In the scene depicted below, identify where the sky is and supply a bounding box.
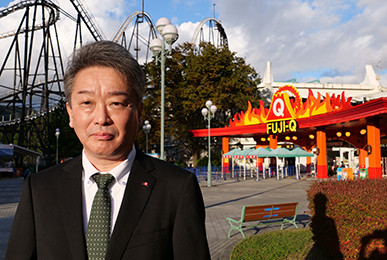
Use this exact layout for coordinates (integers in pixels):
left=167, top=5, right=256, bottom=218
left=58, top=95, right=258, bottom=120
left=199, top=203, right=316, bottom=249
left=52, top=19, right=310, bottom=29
left=1, top=0, right=387, bottom=86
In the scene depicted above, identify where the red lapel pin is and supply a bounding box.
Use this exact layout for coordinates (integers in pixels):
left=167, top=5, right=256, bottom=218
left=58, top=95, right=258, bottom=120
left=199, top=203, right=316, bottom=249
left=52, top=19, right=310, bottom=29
left=142, top=181, right=149, bottom=187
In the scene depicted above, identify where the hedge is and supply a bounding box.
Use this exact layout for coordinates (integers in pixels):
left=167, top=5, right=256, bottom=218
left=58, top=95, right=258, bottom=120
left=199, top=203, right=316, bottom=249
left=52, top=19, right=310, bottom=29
left=306, top=179, right=387, bottom=259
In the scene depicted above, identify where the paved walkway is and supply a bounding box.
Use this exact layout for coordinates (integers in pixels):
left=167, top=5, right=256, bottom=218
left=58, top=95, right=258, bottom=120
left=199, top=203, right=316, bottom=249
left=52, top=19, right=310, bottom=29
left=0, top=176, right=315, bottom=259
left=0, top=178, right=23, bottom=260
left=200, top=177, right=314, bottom=259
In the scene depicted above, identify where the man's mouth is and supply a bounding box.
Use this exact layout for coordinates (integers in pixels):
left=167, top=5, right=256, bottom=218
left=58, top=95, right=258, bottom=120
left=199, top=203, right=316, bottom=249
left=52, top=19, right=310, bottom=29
left=92, top=132, right=114, bottom=140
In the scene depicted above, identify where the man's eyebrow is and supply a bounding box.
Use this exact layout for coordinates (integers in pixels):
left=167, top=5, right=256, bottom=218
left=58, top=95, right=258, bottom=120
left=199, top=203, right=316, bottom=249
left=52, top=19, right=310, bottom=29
left=107, top=91, right=130, bottom=97
left=76, top=90, right=93, bottom=95
left=74, top=90, right=129, bottom=96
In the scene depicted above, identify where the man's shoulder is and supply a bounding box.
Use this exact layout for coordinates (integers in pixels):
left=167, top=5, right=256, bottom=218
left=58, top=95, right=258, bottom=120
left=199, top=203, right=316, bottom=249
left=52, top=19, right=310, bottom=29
left=135, top=152, right=192, bottom=180
left=136, top=155, right=200, bottom=198
left=143, top=154, right=189, bottom=173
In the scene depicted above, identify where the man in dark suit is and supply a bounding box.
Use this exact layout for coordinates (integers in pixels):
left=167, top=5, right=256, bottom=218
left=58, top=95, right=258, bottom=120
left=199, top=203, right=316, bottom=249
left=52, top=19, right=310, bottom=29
left=6, top=41, right=210, bottom=259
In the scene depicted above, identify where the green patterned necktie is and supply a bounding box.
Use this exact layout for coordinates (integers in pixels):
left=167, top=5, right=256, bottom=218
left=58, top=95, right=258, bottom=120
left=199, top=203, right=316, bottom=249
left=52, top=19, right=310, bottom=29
left=86, top=173, right=115, bottom=260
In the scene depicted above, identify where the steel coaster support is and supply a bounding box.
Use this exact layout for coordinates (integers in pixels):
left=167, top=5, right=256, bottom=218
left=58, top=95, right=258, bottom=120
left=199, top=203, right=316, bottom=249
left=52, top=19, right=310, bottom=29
left=0, top=1, right=65, bottom=164
left=74, top=14, right=83, bottom=51
left=69, top=0, right=103, bottom=41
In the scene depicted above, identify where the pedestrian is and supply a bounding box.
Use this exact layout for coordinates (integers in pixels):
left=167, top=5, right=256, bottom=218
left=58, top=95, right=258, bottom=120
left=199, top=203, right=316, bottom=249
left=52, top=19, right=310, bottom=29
left=340, top=161, right=346, bottom=168
left=6, top=41, right=210, bottom=260
left=22, top=168, right=30, bottom=180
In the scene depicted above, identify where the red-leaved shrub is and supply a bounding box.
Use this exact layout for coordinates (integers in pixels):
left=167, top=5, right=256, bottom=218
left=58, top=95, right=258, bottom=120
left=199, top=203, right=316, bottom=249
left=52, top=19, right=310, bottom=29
left=307, top=179, right=387, bottom=259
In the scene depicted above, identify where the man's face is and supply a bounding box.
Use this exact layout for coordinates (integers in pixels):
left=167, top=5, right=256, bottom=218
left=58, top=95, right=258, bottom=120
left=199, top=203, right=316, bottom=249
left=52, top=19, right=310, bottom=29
left=66, top=66, right=142, bottom=162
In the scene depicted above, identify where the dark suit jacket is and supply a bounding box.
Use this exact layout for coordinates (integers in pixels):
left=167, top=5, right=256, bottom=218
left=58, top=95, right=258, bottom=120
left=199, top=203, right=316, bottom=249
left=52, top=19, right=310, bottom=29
left=6, top=150, right=210, bottom=259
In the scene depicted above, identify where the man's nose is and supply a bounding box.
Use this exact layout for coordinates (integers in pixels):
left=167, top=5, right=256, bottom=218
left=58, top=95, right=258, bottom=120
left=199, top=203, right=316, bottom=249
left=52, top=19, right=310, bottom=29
left=94, top=105, right=113, bottom=125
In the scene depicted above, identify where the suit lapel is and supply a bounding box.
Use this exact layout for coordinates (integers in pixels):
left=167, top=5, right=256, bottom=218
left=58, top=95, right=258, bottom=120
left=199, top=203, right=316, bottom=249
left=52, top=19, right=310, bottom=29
left=58, top=156, right=88, bottom=260
left=106, top=151, right=156, bottom=259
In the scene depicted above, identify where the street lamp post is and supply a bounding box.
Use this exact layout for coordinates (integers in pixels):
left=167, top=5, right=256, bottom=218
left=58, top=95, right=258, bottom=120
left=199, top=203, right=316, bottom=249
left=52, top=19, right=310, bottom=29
left=201, top=100, right=217, bottom=187
left=55, top=128, right=60, bottom=164
left=149, top=17, right=179, bottom=160
left=143, top=120, right=151, bottom=154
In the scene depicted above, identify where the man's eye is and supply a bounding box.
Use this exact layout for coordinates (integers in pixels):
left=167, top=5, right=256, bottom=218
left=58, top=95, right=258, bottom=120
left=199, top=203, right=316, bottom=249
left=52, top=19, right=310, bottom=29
left=81, top=101, right=91, bottom=105
left=111, top=101, right=129, bottom=107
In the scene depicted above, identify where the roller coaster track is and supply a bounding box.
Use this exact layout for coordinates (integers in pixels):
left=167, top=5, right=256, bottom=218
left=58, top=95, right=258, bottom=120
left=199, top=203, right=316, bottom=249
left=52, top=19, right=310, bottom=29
left=0, top=77, right=62, bottom=104
left=0, top=99, right=61, bottom=127
left=0, top=0, right=64, bottom=125
left=112, top=11, right=156, bottom=43
left=0, top=0, right=102, bottom=126
left=111, top=10, right=156, bottom=62
left=191, top=17, right=228, bottom=49
left=0, top=0, right=60, bottom=40
left=0, top=0, right=103, bottom=41
left=0, top=0, right=105, bottom=163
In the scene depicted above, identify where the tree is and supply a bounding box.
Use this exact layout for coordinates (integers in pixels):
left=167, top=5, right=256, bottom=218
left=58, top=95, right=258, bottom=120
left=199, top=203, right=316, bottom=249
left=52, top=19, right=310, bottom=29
left=139, top=42, right=261, bottom=165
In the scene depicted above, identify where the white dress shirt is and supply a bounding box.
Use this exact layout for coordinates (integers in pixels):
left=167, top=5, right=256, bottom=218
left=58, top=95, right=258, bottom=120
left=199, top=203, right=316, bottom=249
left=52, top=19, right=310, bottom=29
left=82, top=145, right=136, bottom=235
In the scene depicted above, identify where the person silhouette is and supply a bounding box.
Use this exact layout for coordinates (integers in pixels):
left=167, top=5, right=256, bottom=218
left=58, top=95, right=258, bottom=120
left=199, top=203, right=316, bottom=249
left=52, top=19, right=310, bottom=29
left=306, top=192, right=343, bottom=259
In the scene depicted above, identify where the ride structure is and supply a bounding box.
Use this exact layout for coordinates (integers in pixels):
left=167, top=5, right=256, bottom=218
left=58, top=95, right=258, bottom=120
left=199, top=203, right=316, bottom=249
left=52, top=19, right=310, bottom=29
left=0, top=0, right=229, bottom=166
left=191, top=17, right=228, bottom=51
left=112, top=10, right=157, bottom=64
left=0, top=0, right=104, bottom=164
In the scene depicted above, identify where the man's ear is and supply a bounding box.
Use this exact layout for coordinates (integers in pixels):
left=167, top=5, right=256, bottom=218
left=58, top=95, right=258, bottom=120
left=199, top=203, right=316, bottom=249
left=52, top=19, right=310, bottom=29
left=66, top=102, right=74, bottom=128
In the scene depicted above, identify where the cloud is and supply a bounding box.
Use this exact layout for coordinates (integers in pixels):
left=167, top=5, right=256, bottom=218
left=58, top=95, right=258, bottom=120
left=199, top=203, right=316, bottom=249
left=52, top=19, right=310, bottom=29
left=1, top=0, right=386, bottom=88
left=215, top=0, right=387, bottom=84
left=176, top=21, right=198, bottom=44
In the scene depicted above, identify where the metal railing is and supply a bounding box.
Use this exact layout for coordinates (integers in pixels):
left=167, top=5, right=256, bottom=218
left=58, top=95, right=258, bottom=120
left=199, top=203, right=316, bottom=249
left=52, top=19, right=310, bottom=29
left=184, top=164, right=314, bottom=183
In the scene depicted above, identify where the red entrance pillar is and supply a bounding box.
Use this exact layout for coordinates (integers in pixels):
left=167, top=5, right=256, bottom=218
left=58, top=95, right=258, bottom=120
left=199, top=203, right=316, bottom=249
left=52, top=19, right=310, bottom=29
left=222, top=137, right=230, bottom=172
left=358, top=148, right=367, bottom=170
left=316, top=130, right=328, bottom=178
left=269, top=135, right=277, bottom=149
left=367, top=123, right=382, bottom=178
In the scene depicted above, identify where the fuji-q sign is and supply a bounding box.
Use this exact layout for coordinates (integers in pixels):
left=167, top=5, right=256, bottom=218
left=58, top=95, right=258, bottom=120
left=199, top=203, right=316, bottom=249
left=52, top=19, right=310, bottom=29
left=273, top=99, right=285, bottom=117
left=266, top=119, right=298, bottom=134
left=227, top=85, right=352, bottom=129
left=265, top=87, right=300, bottom=135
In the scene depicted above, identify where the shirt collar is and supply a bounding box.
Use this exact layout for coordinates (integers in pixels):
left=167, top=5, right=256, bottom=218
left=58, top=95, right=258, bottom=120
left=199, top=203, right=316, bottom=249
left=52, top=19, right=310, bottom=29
left=82, top=145, right=136, bottom=185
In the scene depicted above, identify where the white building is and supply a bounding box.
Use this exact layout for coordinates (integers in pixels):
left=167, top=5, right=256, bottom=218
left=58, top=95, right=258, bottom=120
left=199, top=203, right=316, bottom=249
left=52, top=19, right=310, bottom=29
left=257, top=61, right=387, bottom=104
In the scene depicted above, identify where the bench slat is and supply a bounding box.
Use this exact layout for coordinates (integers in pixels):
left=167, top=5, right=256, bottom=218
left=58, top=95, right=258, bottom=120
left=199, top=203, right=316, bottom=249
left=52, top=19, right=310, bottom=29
left=244, top=202, right=298, bottom=221
left=227, top=202, right=299, bottom=238
left=245, top=213, right=272, bottom=221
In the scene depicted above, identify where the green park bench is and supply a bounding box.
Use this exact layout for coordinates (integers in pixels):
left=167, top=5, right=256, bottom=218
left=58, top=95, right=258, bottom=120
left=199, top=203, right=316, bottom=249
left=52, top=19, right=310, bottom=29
left=227, top=202, right=299, bottom=238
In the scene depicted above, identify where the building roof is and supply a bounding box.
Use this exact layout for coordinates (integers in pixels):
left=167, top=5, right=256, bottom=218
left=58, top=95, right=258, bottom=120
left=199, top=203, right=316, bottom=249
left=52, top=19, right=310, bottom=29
left=0, top=144, right=41, bottom=158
